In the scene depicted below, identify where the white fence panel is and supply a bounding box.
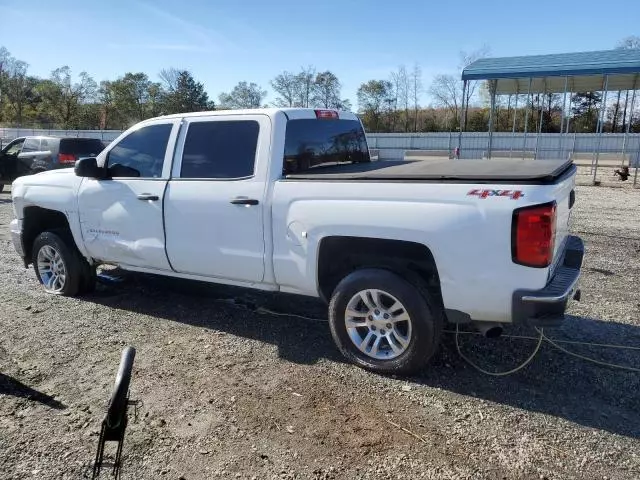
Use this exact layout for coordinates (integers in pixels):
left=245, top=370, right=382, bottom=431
left=368, top=132, right=640, bottom=165
left=2, top=128, right=639, bottom=166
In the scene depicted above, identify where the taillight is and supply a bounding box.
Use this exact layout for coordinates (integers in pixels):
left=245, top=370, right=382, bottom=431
left=512, top=202, right=557, bottom=268
left=58, top=153, right=76, bottom=164
left=315, top=109, right=339, bottom=119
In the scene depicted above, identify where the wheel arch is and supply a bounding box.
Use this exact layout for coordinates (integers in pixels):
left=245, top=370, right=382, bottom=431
left=22, top=206, right=73, bottom=265
left=316, top=236, right=443, bottom=310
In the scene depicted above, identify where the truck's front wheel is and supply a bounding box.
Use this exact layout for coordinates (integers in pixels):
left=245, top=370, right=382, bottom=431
left=32, top=231, right=86, bottom=296
left=328, top=269, right=443, bottom=375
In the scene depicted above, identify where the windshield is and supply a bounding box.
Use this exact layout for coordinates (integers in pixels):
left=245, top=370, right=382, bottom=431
left=283, top=119, right=370, bottom=174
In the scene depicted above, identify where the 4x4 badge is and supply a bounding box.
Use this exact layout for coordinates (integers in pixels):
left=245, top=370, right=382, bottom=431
left=467, top=189, right=525, bottom=200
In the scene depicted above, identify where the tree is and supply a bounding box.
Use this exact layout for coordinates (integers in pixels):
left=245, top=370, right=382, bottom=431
left=122, top=72, right=152, bottom=120
left=429, top=74, right=461, bottom=131
left=162, top=70, right=213, bottom=114
left=146, top=82, right=164, bottom=118
left=337, top=98, right=353, bottom=111
left=571, top=91, right=602, bottom=132
left=0, top=46, right=13, bottom=122
left=390, top=66, right=410, bottom=132
left=98, top=80, right=115, bottom=129
left=2, top=58, right=31, bottom=125
left=218, top=81, right=267, bottom=109
left=411, top=64, right=422, bottom=132
left=159, top=67, right=181, bottom=93
left=312, top=71, right=342, bottom=108
left=47, top=67, right=97, bottom=128
left=613, top=36, right=640, bottom=132
left=357, top=80, right=393, bottom=132
left=102, top=72, right=165, bottom=128
left=429, top=46, right=490, bottom=131
left=459, top=46, right=491, bottom=129
left=296, top=66, right=316, bottom=108
left=271, top=67, right=350, bottom=110
left=617, top=36, right=640, bottom=50
left=271, top=71, right=300, bottom=107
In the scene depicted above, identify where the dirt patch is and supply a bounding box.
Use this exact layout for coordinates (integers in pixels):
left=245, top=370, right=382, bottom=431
left=0, top=185, right=639, bottom=479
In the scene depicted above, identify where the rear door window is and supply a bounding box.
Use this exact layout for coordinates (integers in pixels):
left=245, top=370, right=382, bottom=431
left=283, top=119, right=369, bottom=174
left=180, top=120, right=259, bottom=179
left=22, top=138, right=41, bottom=153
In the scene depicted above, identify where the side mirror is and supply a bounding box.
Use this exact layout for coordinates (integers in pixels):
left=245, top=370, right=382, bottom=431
left=75, top=157, right=105, bottom=179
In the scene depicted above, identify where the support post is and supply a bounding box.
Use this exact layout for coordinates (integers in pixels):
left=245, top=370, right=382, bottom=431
left=559, top=76, right=568, bottom=159
left=634, top=148, right=639, bottom=187
left=510, top=87, right=520, bottom=158
left=621, top=76, right=638, bottom=167
left=522, top=78, right=533, bottom=160
left=487, top=80, right=497, bottom=159
left=592, top=75, right=609, bottom=184
left=457, top=80, right=468, bottom=157
left=534, top=80, right=547, bottom=159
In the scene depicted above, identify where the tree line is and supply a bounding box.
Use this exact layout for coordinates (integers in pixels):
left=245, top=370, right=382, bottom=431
left=0, top=47, right=352, bottom=130
left=1, top=37, right=639, bottom=133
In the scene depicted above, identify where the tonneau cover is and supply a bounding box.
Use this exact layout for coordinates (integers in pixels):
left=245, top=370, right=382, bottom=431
left=285, top=158, right=575, bottom=184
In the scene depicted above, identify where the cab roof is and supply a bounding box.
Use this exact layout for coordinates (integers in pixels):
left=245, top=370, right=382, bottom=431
left=155, top=108, right=359, bottom=122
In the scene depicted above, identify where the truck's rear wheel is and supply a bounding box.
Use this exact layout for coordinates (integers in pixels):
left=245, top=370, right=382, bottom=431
left=328, top=269, right=443, bottom=375
left=32, top=231, right=86, bottom=296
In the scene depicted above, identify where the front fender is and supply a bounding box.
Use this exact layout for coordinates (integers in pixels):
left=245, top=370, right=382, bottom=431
left=12, top=171, right=90, bottom=261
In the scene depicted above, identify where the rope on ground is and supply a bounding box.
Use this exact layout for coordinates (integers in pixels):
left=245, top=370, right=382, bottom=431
left=247, top=305, right=640, bottom=375
left=534, top=327, right=640, bottom=373
left=453, top=323, right=544, bottom=377
left=444, top=329, right=640, bottom=351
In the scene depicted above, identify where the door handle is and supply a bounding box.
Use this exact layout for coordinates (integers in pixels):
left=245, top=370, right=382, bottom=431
left=137, top=193, right=159, bottom=201
left=230, top=197, right=259, bottom=206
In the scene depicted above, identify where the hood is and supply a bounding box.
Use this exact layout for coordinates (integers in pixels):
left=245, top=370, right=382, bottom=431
left=13, top=168, right=78, bottom=188
left=11, top=168, right=84, bottom=219
left=12, top=168, right=83, bottom=205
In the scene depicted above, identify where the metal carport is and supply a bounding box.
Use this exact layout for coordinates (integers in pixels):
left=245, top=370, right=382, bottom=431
left=459, top=49, right=640, bottom=184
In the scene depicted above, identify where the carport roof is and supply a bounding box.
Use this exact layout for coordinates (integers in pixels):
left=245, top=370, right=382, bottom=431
left=462, top=49, right=640, bottom=94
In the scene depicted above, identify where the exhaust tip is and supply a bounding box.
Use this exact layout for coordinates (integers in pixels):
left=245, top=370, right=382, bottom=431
left=472, top=322, right=504, bottom=338
left=484, top=326, right=503, bottom=339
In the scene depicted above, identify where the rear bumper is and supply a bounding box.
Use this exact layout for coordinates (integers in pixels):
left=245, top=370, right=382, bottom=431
left=512, top=235, right=584, bottom=327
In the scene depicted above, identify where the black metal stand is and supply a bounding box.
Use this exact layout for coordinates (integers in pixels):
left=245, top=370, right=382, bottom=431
left=92, top=346, right=136, bottom=479
left=93, top=409, right=128, bottom=479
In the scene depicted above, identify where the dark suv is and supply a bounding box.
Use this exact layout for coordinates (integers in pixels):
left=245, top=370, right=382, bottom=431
left=0, top=136, right=106, bottom=192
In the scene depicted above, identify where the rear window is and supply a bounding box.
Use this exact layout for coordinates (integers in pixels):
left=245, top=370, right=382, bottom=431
left=59, top=138, right=105, bottom=156
left=283, top=119, right=369, bottom=174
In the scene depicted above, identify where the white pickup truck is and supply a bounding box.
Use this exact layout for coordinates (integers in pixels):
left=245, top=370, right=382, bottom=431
left=9, top=108, right=584, bottom=374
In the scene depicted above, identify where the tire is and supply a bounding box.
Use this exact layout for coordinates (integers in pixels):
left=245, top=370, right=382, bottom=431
left=328, top=268, right=443, bottom=375
left=32, top=230, right=89, bottom=297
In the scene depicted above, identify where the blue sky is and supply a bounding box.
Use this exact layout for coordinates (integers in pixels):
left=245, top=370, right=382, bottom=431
left=1, top=0, right=638, bottom=107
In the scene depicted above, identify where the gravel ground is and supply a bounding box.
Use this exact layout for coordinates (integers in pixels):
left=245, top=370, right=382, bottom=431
left=0, top=184, right=639, bottom=480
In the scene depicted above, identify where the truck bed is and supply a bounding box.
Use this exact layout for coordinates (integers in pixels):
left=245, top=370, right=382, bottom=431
left=285, top=158, right=575, bottom=185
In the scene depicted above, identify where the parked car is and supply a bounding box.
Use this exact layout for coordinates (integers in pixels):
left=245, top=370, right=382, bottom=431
left=0, top=136, right=105, bottom=192
left=8, top=108, right=584, bottom=374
